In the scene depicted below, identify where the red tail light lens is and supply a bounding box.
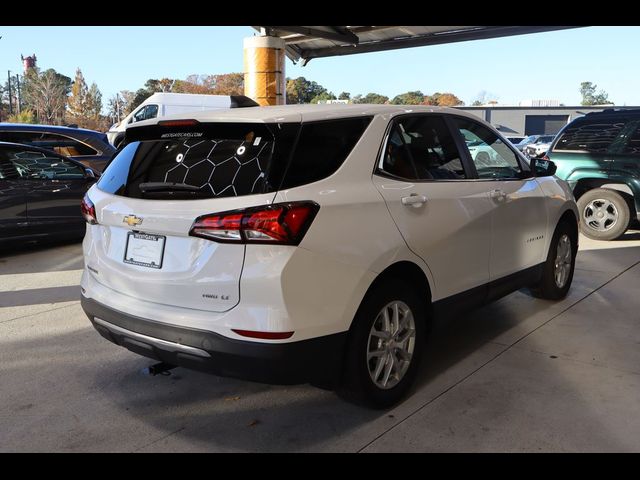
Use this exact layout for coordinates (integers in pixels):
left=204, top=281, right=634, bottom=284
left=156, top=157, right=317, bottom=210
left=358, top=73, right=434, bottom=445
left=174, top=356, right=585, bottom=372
left=81, top=195, right=98, bottom=225
left=542, top=154, right=550, bottom=161
left=190, top=201, right=319, bottom=245
left=232, top=329, right=294, bottom=340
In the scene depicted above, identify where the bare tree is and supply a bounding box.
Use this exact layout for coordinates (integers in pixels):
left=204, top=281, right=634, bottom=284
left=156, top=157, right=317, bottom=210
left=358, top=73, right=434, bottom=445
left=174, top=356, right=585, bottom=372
left=23, top=68, right=71, bottom=124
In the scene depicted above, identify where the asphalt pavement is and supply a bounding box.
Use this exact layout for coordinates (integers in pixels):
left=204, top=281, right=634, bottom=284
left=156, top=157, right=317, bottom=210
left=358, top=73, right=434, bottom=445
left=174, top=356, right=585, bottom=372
left=1, top=232, right=639, bottom=452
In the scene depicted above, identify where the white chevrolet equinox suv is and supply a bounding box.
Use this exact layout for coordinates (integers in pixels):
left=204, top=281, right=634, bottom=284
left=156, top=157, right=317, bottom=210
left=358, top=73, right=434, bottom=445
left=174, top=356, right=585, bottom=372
left=81, top=104, right=579, bottom=407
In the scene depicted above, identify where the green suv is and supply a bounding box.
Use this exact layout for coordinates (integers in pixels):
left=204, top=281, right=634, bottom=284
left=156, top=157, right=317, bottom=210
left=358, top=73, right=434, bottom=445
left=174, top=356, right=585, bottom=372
left=547, top=109, right=640, bottom=240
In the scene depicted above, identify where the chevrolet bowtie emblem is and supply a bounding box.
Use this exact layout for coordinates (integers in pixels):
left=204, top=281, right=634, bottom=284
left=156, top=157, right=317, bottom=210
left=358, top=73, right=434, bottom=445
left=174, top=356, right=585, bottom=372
left=123, top=215, right=143, bottom=227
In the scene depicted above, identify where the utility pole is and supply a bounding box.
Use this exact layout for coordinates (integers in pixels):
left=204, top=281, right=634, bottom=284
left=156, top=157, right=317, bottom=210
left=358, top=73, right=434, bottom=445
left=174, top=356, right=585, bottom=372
left=7, top=71, right=13, bottom=114
left=15, top=74, right=21, bottom=113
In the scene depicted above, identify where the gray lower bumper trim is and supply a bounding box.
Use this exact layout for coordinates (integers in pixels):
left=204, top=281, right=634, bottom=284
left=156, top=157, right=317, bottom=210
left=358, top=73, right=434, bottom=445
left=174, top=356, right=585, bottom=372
left=93, top=317, right=211, bottom=358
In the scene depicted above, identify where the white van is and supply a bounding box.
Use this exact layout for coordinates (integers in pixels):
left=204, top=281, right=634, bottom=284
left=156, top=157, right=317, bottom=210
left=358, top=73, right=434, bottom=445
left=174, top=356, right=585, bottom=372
left=106, top=93, right=258, bottom=147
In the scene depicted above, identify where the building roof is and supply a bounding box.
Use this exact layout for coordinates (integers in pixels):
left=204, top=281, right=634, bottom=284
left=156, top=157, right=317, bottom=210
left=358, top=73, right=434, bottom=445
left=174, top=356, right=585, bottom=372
left=251, top=26, right=584, bottom=64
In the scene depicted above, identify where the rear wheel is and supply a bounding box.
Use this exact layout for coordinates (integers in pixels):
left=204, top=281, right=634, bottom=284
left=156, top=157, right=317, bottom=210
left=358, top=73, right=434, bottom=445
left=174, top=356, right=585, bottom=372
left=530, top=221, right=577, bottom=300
left=577, top=188, right=630, bottom=241
left=339, top=279, right=427, bottom=408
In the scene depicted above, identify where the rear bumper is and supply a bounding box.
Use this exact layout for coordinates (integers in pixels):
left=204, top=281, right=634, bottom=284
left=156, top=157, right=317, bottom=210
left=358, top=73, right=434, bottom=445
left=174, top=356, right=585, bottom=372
left=81, top=296, right=347, bottom=386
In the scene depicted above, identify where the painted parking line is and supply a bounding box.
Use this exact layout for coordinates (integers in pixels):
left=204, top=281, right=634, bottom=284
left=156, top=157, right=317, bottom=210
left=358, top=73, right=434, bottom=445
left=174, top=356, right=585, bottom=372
left=0, top=270, right=83, bottom=292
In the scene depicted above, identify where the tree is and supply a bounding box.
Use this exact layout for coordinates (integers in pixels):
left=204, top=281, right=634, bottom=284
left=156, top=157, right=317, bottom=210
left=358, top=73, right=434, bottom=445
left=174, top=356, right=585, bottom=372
left=285, top=77, right=327, bottom=104
left=353, top=92, right=389, bottom=104
left=22, top=68, right=72, bottom=124
left=424, top=92, right=464, bottom=107
left=144, top=78, right=175, bottom=93
left=7, top=109, right=36, bottom=124
left=173, top=78, right=212, bottom=94
left=310, top=91, right=337, bottom=104
left=210, top=73, right=243, bottom=95
left=580, top=81, right=613, bottom=105
left=108, top=92, right=131, bottom=122
left=1, top=80, right=20, bottom=120
left=66, top=69, right=103, bottom=128
left=391, top=91, right=424, bottom=105
left=86, top=82, right=102, bottom=118
left=67, top=68, right=88, bottom=118
left=338, top=91, right=351, bottom=101
left=471, top=90, right=498, bottom=106
left=129, top=88, right=153, bottom=112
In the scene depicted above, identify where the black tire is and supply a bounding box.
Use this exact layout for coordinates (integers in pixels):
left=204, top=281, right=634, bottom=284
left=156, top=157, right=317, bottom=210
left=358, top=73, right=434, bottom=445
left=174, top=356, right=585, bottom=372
left=577, top=188, right=630, bottom=241
left=338, top=279, right=427, bottom=409
left=530, top=221, right=577, bottom=300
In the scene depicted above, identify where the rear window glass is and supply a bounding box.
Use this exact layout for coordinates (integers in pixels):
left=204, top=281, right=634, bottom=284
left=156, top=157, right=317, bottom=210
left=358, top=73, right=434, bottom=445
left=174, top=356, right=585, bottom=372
left=553, top=118, right=627, bottom=153
left=98, top=123, right=281, bottom=199
left=97, top=117, right=371, bottom=199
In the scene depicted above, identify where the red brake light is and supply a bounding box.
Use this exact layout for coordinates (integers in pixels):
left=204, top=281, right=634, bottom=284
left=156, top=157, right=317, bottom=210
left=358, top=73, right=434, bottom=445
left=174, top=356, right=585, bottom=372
left=542, top=154, right=550, bottom=161
left=81, top=195, right=98, bottom=225
left=190, top=201, right=319, bottom=245
left=158, top=119, right=200, bottom=127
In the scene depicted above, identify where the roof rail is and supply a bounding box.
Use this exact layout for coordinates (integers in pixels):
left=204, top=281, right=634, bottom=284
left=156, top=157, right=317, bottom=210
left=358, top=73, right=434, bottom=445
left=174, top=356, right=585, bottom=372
left=587, top=107, right=640, bottom=115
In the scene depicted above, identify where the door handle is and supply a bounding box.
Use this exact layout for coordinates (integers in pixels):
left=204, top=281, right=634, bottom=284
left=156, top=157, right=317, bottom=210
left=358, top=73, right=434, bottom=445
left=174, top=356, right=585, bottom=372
left=401, top=194, right=427, bottom=208
left=490, top=189, right=507, bottom=201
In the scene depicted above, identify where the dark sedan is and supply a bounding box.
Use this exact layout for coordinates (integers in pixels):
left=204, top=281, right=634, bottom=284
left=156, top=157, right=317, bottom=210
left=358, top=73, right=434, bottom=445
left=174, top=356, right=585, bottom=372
left=0, top=123, right=115, bottom=173
left=0, top=142, right=96, bottom=244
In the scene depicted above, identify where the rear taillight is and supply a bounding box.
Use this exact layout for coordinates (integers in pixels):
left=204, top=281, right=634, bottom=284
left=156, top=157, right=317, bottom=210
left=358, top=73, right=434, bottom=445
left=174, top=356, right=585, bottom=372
left=81, top=195, right=98, bottom=225
left=542, top=154, right=550, bottom=161
left=190, top=201, right=319, bottom=245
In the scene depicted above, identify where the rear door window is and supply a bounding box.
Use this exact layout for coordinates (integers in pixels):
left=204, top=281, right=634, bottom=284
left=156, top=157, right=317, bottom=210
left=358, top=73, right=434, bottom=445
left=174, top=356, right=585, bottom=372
left=2, top=147, right=85, bottom=180
left=379, top=115, right=468, bottom=180
left=279, top=117, right=372, bottom=189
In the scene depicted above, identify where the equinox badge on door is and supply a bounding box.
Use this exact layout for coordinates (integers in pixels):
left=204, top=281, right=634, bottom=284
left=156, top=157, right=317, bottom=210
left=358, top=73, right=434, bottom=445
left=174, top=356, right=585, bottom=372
left=123, top=215, right=143, bottom=227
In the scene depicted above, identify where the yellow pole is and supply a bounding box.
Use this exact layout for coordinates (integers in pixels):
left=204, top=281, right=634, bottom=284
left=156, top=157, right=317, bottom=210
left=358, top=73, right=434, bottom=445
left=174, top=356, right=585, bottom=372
left=243, top=35, right=286, bottom=106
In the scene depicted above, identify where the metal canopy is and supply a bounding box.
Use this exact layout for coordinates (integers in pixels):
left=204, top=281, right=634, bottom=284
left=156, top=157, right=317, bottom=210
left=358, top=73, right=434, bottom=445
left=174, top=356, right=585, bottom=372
left=252, top=26, right=583, bottom=64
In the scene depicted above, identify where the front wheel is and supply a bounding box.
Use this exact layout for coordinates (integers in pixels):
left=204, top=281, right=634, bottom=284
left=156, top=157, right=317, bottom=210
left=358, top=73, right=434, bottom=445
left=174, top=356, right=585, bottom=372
left=339, top=280, right=427, bottom=408
left=530, top=221, right=577, bottom=300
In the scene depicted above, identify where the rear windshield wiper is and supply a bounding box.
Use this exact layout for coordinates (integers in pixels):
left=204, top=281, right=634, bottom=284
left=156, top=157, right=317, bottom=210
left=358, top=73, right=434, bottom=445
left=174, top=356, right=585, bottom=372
left=139, top=182, right=202, bottom=192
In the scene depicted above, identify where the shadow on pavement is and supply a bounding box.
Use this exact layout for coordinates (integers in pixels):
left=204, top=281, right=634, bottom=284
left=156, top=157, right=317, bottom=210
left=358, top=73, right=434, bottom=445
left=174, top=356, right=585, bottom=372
left=0, top=238, right=84, bottom=274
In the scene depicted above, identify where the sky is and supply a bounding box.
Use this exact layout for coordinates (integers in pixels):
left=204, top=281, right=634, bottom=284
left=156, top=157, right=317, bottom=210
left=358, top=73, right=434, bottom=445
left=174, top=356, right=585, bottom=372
left=1, top=26, right=639, bottom=110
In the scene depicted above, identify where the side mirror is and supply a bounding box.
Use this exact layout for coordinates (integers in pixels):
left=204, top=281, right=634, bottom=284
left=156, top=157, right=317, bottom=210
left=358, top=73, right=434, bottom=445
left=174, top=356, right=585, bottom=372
left=530, top=157, right=557, bottom=177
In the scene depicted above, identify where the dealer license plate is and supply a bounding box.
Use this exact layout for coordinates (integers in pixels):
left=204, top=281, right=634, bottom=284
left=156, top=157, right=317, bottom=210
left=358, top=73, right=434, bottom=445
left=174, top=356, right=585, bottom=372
left=123, top=232, right=166, bottom=269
